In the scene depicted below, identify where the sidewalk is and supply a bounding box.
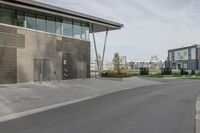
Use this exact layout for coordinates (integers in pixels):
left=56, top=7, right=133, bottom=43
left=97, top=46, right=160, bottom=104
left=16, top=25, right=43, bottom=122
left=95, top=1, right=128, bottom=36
left=0, top=77, right=162, bottom=121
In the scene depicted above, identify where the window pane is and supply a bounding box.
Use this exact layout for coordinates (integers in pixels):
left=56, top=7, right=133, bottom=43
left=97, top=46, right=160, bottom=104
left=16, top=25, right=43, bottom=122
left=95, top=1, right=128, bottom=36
left=36, top=14, right=46, bottom=32
left=56, top=18, right=61, bottom=34
left=17, top=10, right=25, bottom=27
left=73, top=21, right=81, bottom=39
left=25, top=12, right=35, bottom=29
left=63, top=19, right=72, bottom=36
left=82, top=22, right=89, bottom=40
left=0, top=7, right=15, bottom=25
left=47, top=17, right=55, bottom=33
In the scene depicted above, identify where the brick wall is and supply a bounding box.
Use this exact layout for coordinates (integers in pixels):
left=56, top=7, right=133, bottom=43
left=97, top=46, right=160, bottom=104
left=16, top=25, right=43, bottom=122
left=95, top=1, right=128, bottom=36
left=0, top=47, right=17, bottom=84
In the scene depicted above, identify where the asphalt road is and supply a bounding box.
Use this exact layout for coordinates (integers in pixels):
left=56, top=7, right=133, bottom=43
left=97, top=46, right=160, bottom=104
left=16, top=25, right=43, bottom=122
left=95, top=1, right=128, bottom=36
left=1, top=80, right=200, bottom=133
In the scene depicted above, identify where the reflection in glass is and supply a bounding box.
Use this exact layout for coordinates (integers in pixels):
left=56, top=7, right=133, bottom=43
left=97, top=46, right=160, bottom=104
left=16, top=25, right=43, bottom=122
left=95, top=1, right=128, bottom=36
left=56, top=18, right=62, bottom=35
left=36, top=15, right=46, bottom=32
left=82, top=22, right=89, bottom=40
left=63, top=19, right=72, bottom=37
left=25, top=12, right=35, bottom=29
left=17, top=10, right=25, bottom=27
left=47, top=17, right=56, bottom=33
left=73, top=21, right=81, bottom=39
left=0, top=7, right=15, bottom=25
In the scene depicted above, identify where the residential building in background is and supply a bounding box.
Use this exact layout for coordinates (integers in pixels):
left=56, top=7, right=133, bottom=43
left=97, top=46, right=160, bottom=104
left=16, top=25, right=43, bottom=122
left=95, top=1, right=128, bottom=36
left=91, top=55, right=128, bottom=72
left=0, top=0, right=123, bottom=84
left=128, top=61, right=165, bottom=71
left=91, top=59, right=113, bottom=71
left=167, top=45, right=200, bottom=70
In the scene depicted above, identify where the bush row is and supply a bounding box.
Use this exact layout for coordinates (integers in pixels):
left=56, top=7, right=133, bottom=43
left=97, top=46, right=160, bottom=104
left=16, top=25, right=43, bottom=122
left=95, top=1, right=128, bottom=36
left=101, top=70, right=138, bottom=78
left=101, top=70, right=200, bottom=78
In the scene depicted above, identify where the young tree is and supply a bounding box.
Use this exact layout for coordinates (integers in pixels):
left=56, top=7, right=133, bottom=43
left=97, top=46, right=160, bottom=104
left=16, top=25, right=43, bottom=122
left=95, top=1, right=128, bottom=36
left=113, top=52, right=121, bottom=72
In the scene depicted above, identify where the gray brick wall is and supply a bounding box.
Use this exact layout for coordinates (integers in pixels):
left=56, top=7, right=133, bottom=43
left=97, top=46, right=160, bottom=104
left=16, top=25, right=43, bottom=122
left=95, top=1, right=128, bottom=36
left=0, top=47, right=17, bottom=84
left=0, top=24, right=90, bottom=84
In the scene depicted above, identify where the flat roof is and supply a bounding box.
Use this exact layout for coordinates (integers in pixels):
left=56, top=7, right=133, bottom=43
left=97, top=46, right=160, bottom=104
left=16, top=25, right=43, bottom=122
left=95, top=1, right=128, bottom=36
left=0, top=0, right=123, bottom=32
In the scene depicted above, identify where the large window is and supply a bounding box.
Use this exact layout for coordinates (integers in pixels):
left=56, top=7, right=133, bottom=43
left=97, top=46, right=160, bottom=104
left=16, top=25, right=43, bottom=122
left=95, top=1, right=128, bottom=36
left=73, top=21, right=82, bottom=39
left=0, top=7, right=15, bottom=25
left=47, top=17, right=56, bottom=33
left=0, top=5, right=90, bottom=40
left=17, top=10, right=25, bottom=27
left=56, top=18, right=62, bottom=35
left=82, top=22, right=89, bottom=40
left=63, top=19, right=73, bottom=37
left=25, top=12, right=35, bottom=29
left=36, top=14, right=46, bottom=32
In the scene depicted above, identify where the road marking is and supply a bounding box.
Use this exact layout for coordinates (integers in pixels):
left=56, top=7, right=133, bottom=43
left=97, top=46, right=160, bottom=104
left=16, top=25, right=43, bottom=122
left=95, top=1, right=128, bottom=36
left=0, top=96, right=94, bottom=123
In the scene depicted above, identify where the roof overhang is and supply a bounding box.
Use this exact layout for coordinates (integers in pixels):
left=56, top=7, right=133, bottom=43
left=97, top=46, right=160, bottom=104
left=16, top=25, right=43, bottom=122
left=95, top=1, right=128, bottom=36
left=0, top=0, right=123, bottom=33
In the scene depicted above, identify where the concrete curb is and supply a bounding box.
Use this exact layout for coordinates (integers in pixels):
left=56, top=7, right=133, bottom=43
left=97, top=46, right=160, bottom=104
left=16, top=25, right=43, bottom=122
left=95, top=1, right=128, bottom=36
left=196, top=95, right=200, bottom=133
left=0, top=96, right=94, bottom=123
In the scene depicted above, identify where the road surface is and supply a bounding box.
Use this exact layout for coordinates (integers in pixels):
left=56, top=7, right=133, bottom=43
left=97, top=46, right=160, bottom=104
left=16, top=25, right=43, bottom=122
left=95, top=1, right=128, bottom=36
left=0, top=79, right=200, bottom=133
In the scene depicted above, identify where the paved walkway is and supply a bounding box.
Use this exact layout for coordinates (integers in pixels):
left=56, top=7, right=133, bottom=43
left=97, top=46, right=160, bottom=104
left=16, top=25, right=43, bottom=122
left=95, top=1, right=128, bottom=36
left=0, top=77, right=161, bottom=118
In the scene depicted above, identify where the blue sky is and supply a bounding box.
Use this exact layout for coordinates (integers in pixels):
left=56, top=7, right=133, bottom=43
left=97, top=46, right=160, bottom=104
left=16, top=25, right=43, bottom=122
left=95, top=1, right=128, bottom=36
left=40, top=0, right=200, bottom=61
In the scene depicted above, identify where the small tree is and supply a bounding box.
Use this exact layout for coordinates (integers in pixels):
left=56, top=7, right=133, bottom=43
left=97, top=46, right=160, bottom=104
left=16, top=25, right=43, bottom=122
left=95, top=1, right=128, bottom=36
left=113, top=52, right=121, bottom=75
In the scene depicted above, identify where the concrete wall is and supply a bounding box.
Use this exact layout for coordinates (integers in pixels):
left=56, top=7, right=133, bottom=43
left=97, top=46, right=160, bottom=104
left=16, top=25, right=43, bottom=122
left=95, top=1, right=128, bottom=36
left=17, top=29, right=90, bottom=83
left=0, top=24, right=90, bottom=84
left=17, top=29, right=63, bottom=83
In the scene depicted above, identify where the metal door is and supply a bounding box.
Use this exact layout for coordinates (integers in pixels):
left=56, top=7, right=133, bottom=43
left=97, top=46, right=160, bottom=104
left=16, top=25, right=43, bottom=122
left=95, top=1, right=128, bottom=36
left=77, top=62, right=87, bottom=78
left=34, top=59, right=51, bottom=82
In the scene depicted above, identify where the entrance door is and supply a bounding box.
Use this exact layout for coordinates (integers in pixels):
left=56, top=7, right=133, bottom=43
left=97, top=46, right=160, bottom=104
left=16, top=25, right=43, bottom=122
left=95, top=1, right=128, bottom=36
left=62, top=53, right=75, bottom=80
left=77, top=62, right=87, bottom=78
left=34, top=59, right=51, bottom=82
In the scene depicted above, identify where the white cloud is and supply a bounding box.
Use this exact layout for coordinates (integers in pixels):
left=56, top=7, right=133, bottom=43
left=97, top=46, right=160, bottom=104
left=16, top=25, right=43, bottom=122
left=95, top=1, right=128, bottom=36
left=40, top=0, right=200, bottom=61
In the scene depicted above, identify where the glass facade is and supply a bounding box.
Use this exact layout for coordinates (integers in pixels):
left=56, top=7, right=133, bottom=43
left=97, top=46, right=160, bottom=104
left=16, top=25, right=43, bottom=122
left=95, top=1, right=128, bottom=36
left=0, top=7, right=15, bottom=25
left=47, top=17, right=56, bottom=34
left=16, top=10, right=25, bottom=27
left=0, top=5, right=90, bottom=40
left=36, top=14, right=46, bottom=32
left=56, top=18, right=62, bottom=34
left=25, top=12, right=35, bottom=29
left=63, top=19, right=73, bottom=37
left=73, top=21, right=82, bottom=39
left=82, top=22, right=90, bottom=40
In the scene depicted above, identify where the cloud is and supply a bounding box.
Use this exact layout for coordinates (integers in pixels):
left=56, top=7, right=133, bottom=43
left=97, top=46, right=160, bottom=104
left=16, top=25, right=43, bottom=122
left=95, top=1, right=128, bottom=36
left=40, top=0, right=200, bottom=61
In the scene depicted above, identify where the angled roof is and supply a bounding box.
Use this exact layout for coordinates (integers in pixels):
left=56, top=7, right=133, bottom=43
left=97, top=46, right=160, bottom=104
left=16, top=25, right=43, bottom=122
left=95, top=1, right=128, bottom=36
left=0, top=0, right=123, bottom=32
left=168, top=44, right=199, bottom=52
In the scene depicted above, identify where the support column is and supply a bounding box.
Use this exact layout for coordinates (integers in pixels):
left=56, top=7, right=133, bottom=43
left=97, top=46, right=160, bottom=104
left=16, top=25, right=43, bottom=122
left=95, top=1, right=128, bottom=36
left=100, top=28, right=108, bottom=72
left=92, top=25, right=109, bottom=76
left=92, top=25, right=100, bottom=74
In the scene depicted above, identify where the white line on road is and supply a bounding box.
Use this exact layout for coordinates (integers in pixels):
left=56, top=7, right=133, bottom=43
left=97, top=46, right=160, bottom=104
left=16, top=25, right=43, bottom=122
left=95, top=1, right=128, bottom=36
left=0, top=96, right=94, bottom=123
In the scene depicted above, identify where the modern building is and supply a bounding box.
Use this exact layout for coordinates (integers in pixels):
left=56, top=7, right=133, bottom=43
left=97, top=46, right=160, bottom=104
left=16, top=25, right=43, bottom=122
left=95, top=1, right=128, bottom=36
left=167, top=45, right=200, bottom=70
left=0, top=0, right=123, bottom=84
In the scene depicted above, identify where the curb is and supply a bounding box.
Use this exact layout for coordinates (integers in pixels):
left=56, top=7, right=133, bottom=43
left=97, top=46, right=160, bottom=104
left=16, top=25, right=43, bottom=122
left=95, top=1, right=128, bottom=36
left=0, top=96, right=94, bottom=123
left=196, top=95, right=200, bottom=133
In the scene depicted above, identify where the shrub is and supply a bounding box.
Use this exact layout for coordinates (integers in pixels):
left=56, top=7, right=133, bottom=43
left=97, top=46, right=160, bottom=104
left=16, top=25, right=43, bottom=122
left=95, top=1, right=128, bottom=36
left=101, top=70, right=133, bottom=78
left=172, top=70, right=181, bottom=77
left=195, top=71, right=200, bottom=76
left=161, top=68, right=172, bottom=75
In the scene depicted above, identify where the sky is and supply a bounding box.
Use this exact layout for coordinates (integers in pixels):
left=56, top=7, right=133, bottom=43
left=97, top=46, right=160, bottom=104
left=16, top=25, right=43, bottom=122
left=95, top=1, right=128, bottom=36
left=40, top=0, right=200, bottom=61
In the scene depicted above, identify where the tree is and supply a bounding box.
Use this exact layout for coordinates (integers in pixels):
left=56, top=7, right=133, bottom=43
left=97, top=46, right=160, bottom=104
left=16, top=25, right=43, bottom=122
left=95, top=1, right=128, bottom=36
left=113, top=52, right=121, bottom=71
